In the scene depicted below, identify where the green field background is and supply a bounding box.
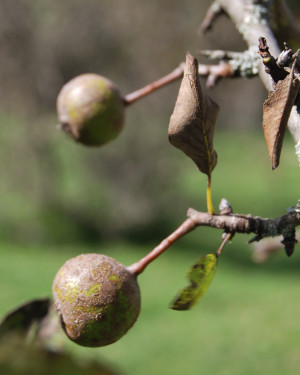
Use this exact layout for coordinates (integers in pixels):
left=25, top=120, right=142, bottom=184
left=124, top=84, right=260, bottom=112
left=1, top=131, right=300, bottom=375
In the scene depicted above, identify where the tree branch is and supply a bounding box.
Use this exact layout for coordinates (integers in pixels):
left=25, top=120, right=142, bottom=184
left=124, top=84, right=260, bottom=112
left=123, top=1, right=300, bottom=159
left=204, top=0, right=300, bottom=150
left=200, top=47, right=260, bottom=80
left=127, top=201, right=300, bottom=278
left=188, top=201, right=300, bottom=256
left=187, top=208, right=296, bottom=236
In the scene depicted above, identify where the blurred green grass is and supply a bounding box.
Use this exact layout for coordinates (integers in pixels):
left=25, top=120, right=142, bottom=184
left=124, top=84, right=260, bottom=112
left=1, top=238, right=300, bottom=375
left=1, top=130, right=300, bottom=374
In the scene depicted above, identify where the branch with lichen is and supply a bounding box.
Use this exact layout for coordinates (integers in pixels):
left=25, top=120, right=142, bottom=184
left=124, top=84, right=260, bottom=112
left=123, top=1, right=300, bottom=161
left=125, top=1, right=299, bottom=139
left=200, top=0, right=300, bottom=155
left=199, top=47, right=260, bottom=81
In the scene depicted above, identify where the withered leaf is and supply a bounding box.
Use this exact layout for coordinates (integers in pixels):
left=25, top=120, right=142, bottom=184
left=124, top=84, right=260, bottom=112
left=171, top=253, right=218, bottom=311
left=0, top=298, right=51, bottom=338
left=168, top=51, right=219, bottom=176
left=262, top=57, right=300, bottom=169
left=0, top=300, right=120, bottom=374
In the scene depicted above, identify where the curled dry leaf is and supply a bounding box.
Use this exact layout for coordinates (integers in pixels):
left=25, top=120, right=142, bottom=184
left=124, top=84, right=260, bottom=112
left=262, top=56, right=300, bottom=169
left=0, top=298, right=51, bottom=338
left=0, top=299, right=120, bottom=374
left=168, top=51, right=219, bottom=176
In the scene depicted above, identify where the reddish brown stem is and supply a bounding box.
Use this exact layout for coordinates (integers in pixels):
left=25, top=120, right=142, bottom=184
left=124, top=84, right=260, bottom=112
left=123, top=64, right=185, bottom=105
left=127, top=218, right=197, bottom=276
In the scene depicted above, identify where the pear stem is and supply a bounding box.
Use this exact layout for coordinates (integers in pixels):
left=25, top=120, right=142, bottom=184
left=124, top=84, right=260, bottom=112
left=127, top=218, right=197, bottom=276
left=123, top=64, right=185, bottom=106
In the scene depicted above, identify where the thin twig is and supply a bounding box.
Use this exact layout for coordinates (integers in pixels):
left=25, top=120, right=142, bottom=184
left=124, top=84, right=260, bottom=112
left=123, top=64, right=185, bottom=105
left=127, top=218, right=197, bottom=276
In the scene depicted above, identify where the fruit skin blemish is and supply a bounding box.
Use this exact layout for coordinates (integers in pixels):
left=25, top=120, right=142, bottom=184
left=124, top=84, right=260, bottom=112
left=52, top=253, right=140, bottom=347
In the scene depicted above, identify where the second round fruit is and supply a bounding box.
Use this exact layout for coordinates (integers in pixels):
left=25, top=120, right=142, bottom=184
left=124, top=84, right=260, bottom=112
left=57, top=74, right=125, bottom=146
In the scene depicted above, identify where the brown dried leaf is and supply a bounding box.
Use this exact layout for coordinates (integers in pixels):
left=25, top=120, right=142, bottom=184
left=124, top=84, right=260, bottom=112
left=168, top=51, right=219, bottom=176
left=263, top=58, right=300, bottom=169
left=0, top=298, right=51, bottom=338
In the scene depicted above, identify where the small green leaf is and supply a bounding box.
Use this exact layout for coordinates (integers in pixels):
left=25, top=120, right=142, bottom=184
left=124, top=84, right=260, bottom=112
left=171, top=253, right=218, bottom=311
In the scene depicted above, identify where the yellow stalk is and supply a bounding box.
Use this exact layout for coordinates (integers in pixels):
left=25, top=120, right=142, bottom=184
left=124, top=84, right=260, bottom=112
left=206, top=176, right=214, bottom=214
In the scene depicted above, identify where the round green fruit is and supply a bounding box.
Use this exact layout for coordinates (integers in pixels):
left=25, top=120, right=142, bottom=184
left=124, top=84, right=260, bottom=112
left=52, top=254, right=141, bottom=347
left=57, top=74, right=125, bottom=146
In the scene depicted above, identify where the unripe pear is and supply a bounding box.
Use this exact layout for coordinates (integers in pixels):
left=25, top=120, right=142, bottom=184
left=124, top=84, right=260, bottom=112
left=57, top=74, right=125, bottom=146
left=52, top=254, right=140, bottom=347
